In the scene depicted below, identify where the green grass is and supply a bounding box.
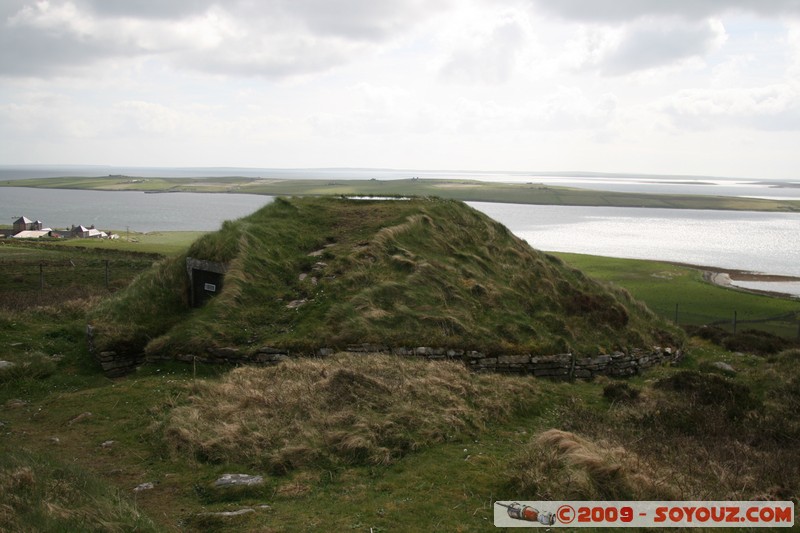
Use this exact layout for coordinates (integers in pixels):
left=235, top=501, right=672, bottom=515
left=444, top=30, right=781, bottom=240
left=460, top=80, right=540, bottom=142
left=3, top=175, right=800, bottom=212
left=0, top=450, right=160, bottom=532
left=44, top=231, right=205, bottom=256
left=554, top=252, right=800, bottom=338
left=0, top=241, right=161, bottom=312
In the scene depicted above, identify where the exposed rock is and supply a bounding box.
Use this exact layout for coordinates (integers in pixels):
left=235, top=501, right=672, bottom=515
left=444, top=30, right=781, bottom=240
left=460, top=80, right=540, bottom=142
left=207, top=347, right=240, bottom=359
left=497, top=354, right=531, bottom=365
left=0, top=361, right=15, bottom=370
left=254, top=353, right=288, bottom=364
left=257, top=346, right=287, bottom=355
left=286, top=299, right=308, bottom=309
left=198, top=508, right=256, bottom=518
left=347, top=343, right=388, bottom=353
left=308, top=245, right=334, bottom=257
left=101, top=440, right=115, bottom=448
left=213, top=473, right=264, bottom=488
left=711, top=361, right=736, bottom=374
left=68, top=412, right=92, bottom=425
left=133, top=482, right=154, bottom=492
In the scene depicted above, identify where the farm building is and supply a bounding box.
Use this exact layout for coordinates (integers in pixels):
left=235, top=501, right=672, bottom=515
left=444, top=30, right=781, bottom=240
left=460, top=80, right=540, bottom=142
left=12, top=216, right=44, bottom=233
left=71, top=225, right=109, bottom=239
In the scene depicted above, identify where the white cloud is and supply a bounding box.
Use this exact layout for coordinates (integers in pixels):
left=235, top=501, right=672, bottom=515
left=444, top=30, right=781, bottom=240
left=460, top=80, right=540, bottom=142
left=557, top=17, right=727, bottom=76
left=1, top=0, right=453, bottom=79
left=527, top=0, right=800, bottom=22
left=601, top=18, right=727, bottom=75
left=788, top=21, right=800, bottom=76
left=439, top=17, right=527, bottom=84
left=659, top=83, right=800, bottom=130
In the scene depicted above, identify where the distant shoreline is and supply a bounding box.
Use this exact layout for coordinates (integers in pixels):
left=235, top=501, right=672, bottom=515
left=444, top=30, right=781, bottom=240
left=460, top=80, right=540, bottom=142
left=2, top=175, right=800, bottom=213
left=666, top=261, right=800, bottom=299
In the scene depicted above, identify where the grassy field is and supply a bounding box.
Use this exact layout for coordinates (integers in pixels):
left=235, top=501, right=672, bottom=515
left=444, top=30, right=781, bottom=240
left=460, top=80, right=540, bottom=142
left=554, top=253, right=800, bottom=339
left=3, top=175, right=800, bottom=212
left=2, top=228, right=799, bottom=531
left=54, top=231, right=208, bottom=256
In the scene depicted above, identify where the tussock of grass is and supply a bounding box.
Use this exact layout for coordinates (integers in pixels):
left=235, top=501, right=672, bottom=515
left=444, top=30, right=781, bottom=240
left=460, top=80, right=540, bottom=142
left=0, top=352, right=56, bottom=384
left=508, top=429, right=680, bottom=500
left=0, top=451, right=158, bottom=533
left=162, top=353, right=540, bottom=473
left=775, top=348, right=800, bottom=360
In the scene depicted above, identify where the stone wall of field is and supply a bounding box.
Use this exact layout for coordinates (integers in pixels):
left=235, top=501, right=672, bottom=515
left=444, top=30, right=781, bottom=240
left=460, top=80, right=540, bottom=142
left=135, top=342, right=682, bottom=380
left=89, top=322, right=680, bottom=379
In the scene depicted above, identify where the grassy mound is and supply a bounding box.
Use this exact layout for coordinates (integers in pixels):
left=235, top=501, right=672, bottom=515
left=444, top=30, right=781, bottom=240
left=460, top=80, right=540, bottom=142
left=161, top=353, right=540, bottom=472
left=89, top=197, right=682, bottom=362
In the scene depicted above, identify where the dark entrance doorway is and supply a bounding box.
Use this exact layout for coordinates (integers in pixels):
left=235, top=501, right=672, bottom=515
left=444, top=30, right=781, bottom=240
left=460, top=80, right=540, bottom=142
left=186, top=257, right=228, bottom=308
left=191, top=268, right=223, bottom=307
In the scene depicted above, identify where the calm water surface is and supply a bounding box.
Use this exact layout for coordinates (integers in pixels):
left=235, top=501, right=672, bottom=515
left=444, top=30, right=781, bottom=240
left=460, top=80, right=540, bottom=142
left=469, top=202, right=800, bottom=296
left=0, top=188, right=273, bottom=232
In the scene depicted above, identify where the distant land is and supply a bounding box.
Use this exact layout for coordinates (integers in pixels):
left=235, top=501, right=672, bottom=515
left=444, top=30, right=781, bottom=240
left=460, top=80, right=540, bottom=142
left=0, top=164, right=759, bottom=181
left=2, top=171, right=800, bottom=212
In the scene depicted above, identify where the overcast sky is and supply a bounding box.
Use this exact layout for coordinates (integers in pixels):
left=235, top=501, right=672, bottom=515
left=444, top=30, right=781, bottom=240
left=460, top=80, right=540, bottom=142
left=1, top=0, right=800, bottom=179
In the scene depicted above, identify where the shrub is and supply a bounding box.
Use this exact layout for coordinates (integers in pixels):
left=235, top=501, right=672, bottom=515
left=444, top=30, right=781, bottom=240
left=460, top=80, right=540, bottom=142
left=602, top=381, right=640, bottom=404
left=653, top=370, right=759, bottom=421
left=722, top=329, right=791, bottom=355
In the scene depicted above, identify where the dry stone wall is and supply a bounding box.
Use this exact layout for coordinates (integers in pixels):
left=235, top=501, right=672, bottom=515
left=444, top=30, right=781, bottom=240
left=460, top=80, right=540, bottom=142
left=88, top=321, right=680, bottom=379
left=132, top=341, right=681, bottom=380
left=334, top=344, right=682, bottom=378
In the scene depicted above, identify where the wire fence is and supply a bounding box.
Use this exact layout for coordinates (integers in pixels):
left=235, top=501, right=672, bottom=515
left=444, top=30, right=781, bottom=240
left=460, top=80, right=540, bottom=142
left=0, top=256, right=154, bottom=310
left=650, top=303, right=800, bottom=340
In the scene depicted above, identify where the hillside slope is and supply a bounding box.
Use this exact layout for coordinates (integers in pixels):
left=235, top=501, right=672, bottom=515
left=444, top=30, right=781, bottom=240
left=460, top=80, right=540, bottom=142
left=89, top=197, right=682, bottom=370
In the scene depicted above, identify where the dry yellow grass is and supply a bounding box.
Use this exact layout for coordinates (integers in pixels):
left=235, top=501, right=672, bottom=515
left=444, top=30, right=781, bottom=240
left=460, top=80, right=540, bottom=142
left=508, top=429, right=682, bottom=501
left=162, top=353, right=541, bottom=472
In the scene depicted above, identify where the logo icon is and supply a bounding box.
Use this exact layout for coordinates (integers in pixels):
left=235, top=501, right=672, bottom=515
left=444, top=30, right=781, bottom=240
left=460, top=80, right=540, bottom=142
left=495, top=502, right=557, bottom=525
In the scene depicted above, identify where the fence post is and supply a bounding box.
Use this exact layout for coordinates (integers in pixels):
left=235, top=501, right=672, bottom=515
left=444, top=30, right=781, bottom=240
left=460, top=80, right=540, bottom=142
left=39, top=262, right=44, bottom=291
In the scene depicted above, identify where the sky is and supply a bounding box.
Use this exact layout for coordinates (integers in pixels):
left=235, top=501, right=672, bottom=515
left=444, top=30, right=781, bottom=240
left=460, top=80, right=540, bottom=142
left=1, top=0, right=800, bottom=179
